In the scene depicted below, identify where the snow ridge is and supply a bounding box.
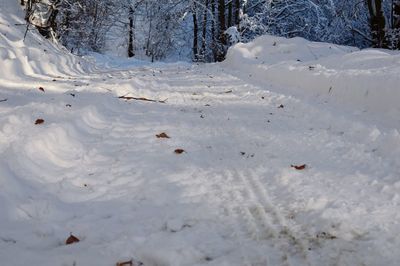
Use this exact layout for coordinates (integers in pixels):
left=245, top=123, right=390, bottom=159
left=225, top=35, right=400, bottom=127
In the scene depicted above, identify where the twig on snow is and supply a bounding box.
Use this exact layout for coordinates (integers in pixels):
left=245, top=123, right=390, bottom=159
left=118, top=95, right=166, bottom=103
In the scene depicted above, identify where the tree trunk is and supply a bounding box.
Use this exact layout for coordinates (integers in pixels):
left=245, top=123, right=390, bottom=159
left=392, top=0, right=400, bottom=48
left=393, top=0, right=400, bottom=28
left=192, top=3, right=199, bottom=61
left=234, top=0, right=240, bottom=25
left=201, top=0, right=209, bottom=60
left=228, top=1, right=232, bottom=27
left=218, top=0, right=226, bottom=38
left=128, top=6, right=135, bottom=57
left=145, top=3, right=152, bottom=57
left=367, top=0, right=387, bottom=48
left=216, top=0, right=226, bottom=61
left=211, top=0, right=217, bottom=61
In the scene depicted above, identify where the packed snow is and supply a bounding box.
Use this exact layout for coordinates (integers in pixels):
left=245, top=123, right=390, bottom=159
left=1, top=1, right=400, bottom=266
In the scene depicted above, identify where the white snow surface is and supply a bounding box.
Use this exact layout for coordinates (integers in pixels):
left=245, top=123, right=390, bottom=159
left=1, top=1, right=400, bottom=266
left=224, top=35, right=400, bottom=127
left=0, top=0, right=92, bottom=83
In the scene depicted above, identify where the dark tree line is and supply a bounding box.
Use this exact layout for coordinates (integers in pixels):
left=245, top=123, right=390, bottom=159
left=367, top=0, right=400, bottom=48
left=191, top=0, right=242, bottom=62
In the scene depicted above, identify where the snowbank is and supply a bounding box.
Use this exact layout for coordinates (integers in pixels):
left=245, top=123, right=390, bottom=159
left=0, top=0, right=92, bottom=83
left=224, top=35, right=400, bottom=125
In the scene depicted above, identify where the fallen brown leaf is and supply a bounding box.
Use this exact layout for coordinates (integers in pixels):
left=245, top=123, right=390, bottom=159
left=174, top=149, right=185, bottom=154
left=65, top=234, right=80, bottom=245
left=156, top=132, right=170, bottom=139
left=291, top=164, right=307, bottom=170
left=278, top=104, right=284, bottom=109
left=35, top=119, right=45, bottom=125
left=116, top=260, right=133, bottom=266
left=38, top=87, right=45, bottom=92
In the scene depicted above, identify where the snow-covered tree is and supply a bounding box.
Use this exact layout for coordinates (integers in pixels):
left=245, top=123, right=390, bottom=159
left=22, top=0, right=61, bottom=40
left=56, top=0, right=118, bottom=53
left=240, top=0, right=329, bottom=42
left=21, top=0, right=400, bottom=62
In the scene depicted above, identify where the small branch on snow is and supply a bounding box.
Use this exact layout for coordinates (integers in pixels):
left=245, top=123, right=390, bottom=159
left=0, top=99, right=8, bottom=103
left=216, top=90, right=233, bottom=94
left=23, top=24, right=30, bottom=41
left=118, top=95, right=166, bottom=103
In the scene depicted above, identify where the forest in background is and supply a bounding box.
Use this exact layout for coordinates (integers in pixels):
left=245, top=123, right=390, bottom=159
left=21, top=0, right=400, bottom=62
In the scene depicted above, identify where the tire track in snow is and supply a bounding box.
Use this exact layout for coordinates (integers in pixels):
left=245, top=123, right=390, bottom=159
left=245, top=170, right=310, bottom=264
left=214, top=169, right=311, bottom=266
left=212, top=170, right=280, bottom=265
left=206, top=170, right=253, bottom=266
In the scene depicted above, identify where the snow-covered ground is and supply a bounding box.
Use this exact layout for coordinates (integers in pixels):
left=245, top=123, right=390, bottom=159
left=1, top=1, right=400, bottom=266
left=224, top=35, right=400, bottom=128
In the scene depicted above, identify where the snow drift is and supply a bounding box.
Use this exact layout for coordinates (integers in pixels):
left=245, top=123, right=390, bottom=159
left=0, top=0, right=91, bottom=83
left=224, top=35, right=400, bottom=126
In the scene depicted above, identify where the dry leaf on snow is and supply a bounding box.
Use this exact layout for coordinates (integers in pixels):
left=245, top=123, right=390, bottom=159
left=291, top=164, right=307, bottom=170
left=174, top=149, right=185, bottom=154
left=35, top=119, right=45, bottom=125
left=65, top=234, right=80, bottom=245
left=156, top=132, right=170, bottom=139
left=116, top=260, right=133, bottom=266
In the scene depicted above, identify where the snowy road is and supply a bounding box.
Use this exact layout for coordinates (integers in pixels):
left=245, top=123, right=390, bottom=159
left=1, top=62, right=400, bottom=266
